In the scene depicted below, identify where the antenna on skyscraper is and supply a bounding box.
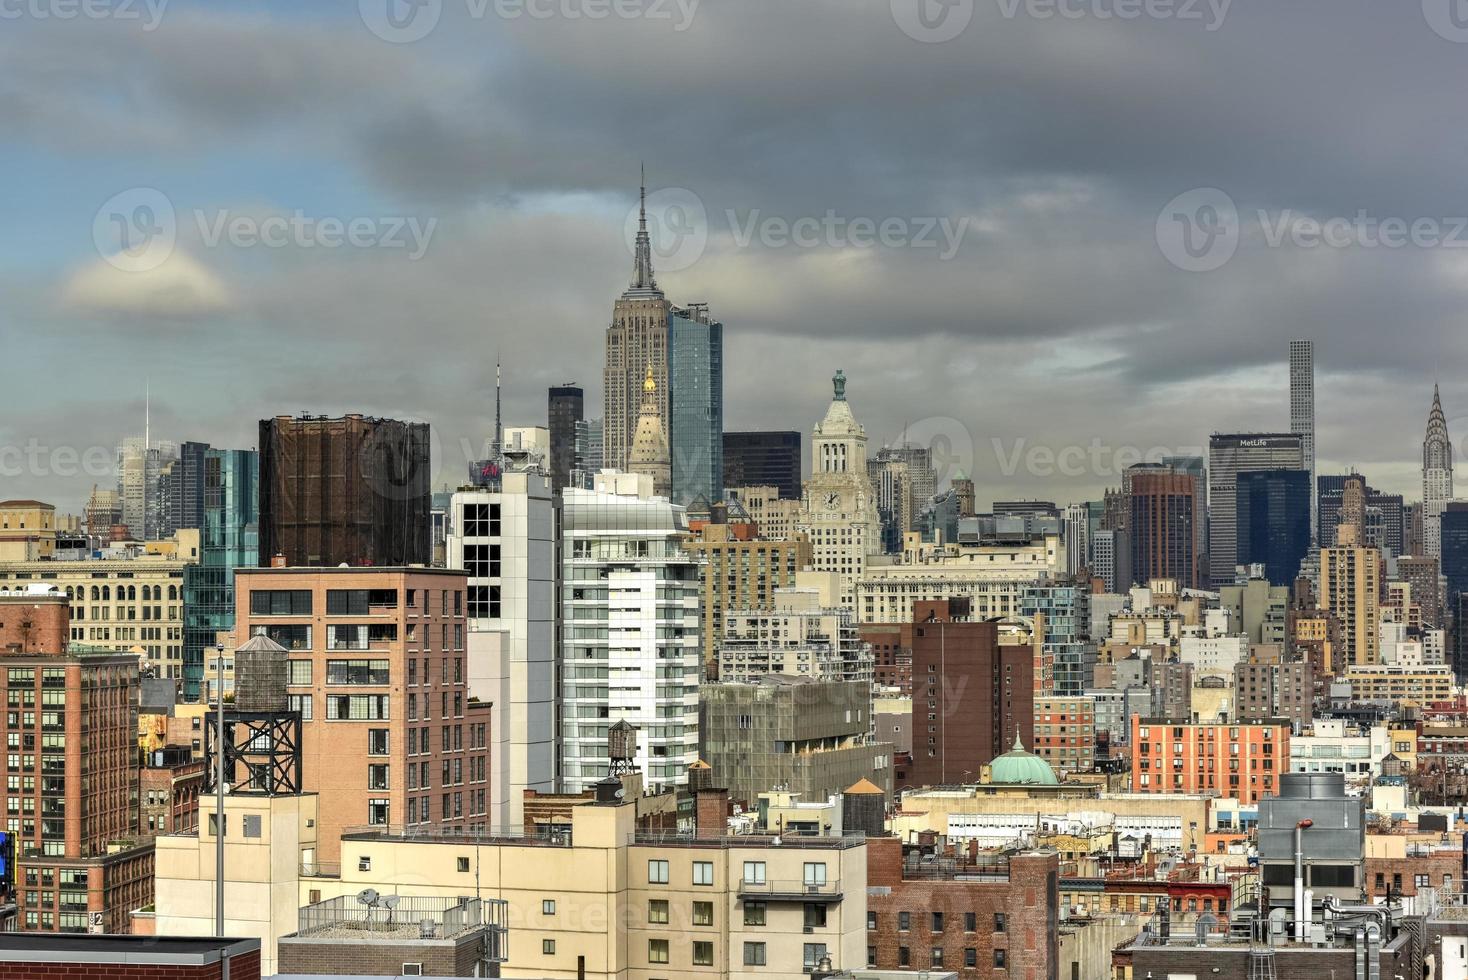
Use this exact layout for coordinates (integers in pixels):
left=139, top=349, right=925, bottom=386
left=144, top=380, right=151, bottom=450
left=494, top=356, right=503, bottom=463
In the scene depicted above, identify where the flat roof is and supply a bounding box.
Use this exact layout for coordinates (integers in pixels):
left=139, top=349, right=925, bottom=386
left=0, top=933, right=258, bottom=965
left=235, top=566, right=466, bottom=577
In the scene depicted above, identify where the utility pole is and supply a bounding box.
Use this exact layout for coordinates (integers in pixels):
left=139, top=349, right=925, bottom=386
left=215, top=642, right=226, bottom=937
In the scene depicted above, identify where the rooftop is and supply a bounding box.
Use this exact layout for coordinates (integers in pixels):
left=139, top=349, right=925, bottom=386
left=0, top=933, right=258, bottom=964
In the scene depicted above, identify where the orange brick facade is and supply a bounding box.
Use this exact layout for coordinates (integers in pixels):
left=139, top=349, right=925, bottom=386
left=1129, top=717, right=1289, bottom=804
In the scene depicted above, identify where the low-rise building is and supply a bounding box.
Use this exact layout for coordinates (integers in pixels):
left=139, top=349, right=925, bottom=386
left=1129, top=717, right=1290, bottom=804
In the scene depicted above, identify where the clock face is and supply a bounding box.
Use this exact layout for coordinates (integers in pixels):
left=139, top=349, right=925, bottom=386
left=824, top=491, right=840, bottom=510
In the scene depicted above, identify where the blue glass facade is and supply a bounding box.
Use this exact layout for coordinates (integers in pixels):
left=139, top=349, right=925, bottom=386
left=1235, top=468, right=1310, bottom=587
left=183, top=448, right=259, bottom=697
left=1021, top=584, right=1093, bottom=696
left=668, top=308, right=723, bottom=509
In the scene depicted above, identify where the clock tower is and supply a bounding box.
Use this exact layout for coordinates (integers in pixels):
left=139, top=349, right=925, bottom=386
left=799, top=370, right=879, bottom=607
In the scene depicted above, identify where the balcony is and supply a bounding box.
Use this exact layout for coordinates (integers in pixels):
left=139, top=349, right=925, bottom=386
left=299, top=861, right=341, bottom=879
left=737, top=878, right=843, bottom=903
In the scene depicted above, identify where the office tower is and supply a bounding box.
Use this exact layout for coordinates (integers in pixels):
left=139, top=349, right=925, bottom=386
left=726, top=485, right=803, bottom=542
left=1424, top=384, right=1455, bottom=559
left=547, top=385, right=584, bottom=491
left=1207, top=433, right=1304, bottom=586
left=257, top=414, right=431, bottom=567
left=1236, top=468, right=1311, bottom=587
left=448, top=470, right=558, bottom=829
left=234, top=566, right=489, bottom=860
left=1064, top=502, right=1090, bottom=576
left=0, top=589, right=153, bottom=934
left=722, top=431, right=802, bottom=500
left=83, top=487, right=122, bottom=542
left=182, top=448, right=259, bottom=698
left=951, top=470, right=976, bottom=518
left=574, top=417, right=603, bottom=489
left=171, top=440, right=211, bottom=531
left=1319, top=524, right=1381, bottom=667
left=1439, top=502, right=1468, bottom=629
left=992, top=500, right=1060, bottom=520
left=1091, top=528, right=1131, bottom=592
left=668, top=303, right=723, bottom=509
left=868, top=455, right=913, bottom=553
left=603, top=176, right=672, bottom=473
left=627, top=367, right=672, bottom=499
left=116, top=435, right=180, bottom=540
left=872, top=444, right=937, bottom=524
left=1022, top=583, right=1093, bottom=695
left=1289, top=340, right=1316, bottom=540
left=559, top=473, right=700, bottom=794
left=1126, top=464, right=1200, bottom=589
left=1398, top=555, right=1443, bottom=628
left=798, top=372, right=879, bottom=606
left=1316, top=474, right=1405, bottom=553
left=685, top=526, right=810, bottom=679
left=906, top=599, right=1038, bottom=790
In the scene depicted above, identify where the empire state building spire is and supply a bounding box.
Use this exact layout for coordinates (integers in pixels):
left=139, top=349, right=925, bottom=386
left=626, top=163, right=662, bottom=297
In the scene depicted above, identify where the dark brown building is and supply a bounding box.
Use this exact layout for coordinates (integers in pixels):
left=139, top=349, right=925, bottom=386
left=1127, top=467, right=1201, bottom=590
left=139, top=747, right=205, bottom=836
left=0, top=590, right=69, bottom=655
left=1398, top=555, right=1443, bottom=627
left=905, top=599, right=1036, bottom=791
left=258, top=414, right=431, bottom=568
left=277, top=895, right=506, bottom=977
left=859, top=623, right=912, bottom=694
left=1234, top=659, right=1313, bottom=729
left=866, top=835, right=1059, bottom=980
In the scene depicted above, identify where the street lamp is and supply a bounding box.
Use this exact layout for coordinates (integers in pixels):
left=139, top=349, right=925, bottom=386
left=214, top=642, right=226, bottom=938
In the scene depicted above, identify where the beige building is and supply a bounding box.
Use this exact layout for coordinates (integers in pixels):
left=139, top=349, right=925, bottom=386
left=154, top=793, right=321, bottom=977
left=0, top=500, right=58, bottom=560
left=684, top=523, right=810, bottom=677
left=1341, top=663, right=1453, bottom=704
left=798, top=371, right=880, bottom=607
left=718, top=587, right=870, bottom=683
left=855, top=538, right=1060, bottom=625
left=0, top=531, right=198, bottom=679
left=1320, top=524, right=1381, bottom=666
left=728, top=486, right=802, bottom=543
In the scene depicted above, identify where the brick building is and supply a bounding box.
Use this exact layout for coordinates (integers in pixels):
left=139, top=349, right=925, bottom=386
left=1129, top=716, right=1290, bottom=804
left=865, top=835, right=1058, bottom=980
left=139, top=746, right=205, bottom=835
left=0, top=588, right=69, bottom=655
left=906, top=599, right=1038, bottom=790
left=234, top=566, right=491, bottom=863
left=1031, top=695, right=1095, bottom=775
left=0, top=934, right=259, bottom=980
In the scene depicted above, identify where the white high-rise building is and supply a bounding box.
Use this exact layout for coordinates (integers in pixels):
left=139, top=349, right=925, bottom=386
left=798, top=370, right=879, bottom=607
left=116, top=436, right=179, bottom=541
left=1289, top=340, right=1316, bottom=541
left=448, top=470, right=559, bottom=829
left=559, top=472, right=701, bottom=794
left=1064, top=502, right=1090, bottom=576
left=1423, top=384, right=1454, bottom=559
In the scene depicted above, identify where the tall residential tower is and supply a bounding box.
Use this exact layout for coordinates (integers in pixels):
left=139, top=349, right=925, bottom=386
left=1289, top=340, right=1316, bottom=541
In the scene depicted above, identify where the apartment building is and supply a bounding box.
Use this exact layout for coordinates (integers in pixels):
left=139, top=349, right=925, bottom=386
left=233, top=566, right=489, bottom=862
left=1031, top=696, right=1095, bottom=775
left=685, top=523, right=809, bottom=678
left=719, top=588, right=870, bottom=684
left=1128, top=717, right=1290, bottom=804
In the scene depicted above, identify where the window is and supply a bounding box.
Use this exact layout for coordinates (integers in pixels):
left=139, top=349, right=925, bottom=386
left=994, top=912, right=1007, bottom=933
left=465, top=544, right=501, bottom=579
left=898, top=911, right=910, bottom=932
left=368, top=799, right=389, bottom=825
left=693, top=861, right=713, bottom=886
left=648, top=940, right=669, bottom=964
left=326, top=659, right=391, bottom=685
left=803, top=862, right=827, bottom=887
left=932, top=911, right=944, bottom=933
left=326, top=590, right=372, bottom=615
left=867, top=946, right=877, bottom=966
left=931, top=948, right=944, bottom=967
left=542, top=939, right=555, bottom=955
left=368, top=764, right=389, bottom=790
left=462, top=503, right=501, bottom=537
left=649, top=899, right=669, bottom=924
left=994, top=949, right=1007, bottom=968
left=456, top=857, right=470, bottom=872
left=867, top=911, right=877, bottom=930
left=242, top=815, right=262, bottom=838
left=805, top=904, right=827, bottom=929
left=288, top=694, right=313, bottom=720
left=693, top=901, right=713, bottom=926
left=692, top=941, right=714, bottom=966
left=964, top=948, right=977, bottom=968
left=743, top=860, right=767, bottom=885
left=964, top=911, right=976, bottom=932
left=744, top=902, right=766, bottom=926
left=250, top=590, right=312, bottom=616
left=898, top=947, right=910, bottom=967
left=208, top=813, right=227, bottom=837
left=402, top=964, right=422, bottom=977
left=327, top=695, right=389, bottom=720
left=468, top=585, right=501, bottom=619
left=803, top=943, right=828, bottom=970
left=367, top=729, right=389, bottom=755
left=543, top=899, right=556, bottom=915
left=648, top=860, right=669, bottom=884
left=287, top=660, right=312, bottom=686
left=743, top=942, right=766, bottom=966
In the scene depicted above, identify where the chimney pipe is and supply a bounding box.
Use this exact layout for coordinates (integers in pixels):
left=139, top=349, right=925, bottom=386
left=1295, top=818, right=1313, bottom=941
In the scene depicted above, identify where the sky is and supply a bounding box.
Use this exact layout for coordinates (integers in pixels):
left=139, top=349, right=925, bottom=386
left=5, top=0, right=1468, bottom=514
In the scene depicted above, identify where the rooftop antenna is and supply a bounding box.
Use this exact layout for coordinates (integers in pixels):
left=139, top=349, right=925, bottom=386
left=494, top=356, right=503, bottom=463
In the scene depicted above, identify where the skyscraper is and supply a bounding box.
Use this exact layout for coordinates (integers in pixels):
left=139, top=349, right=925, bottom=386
left=798, top=370, right=880, bottom=606
left=547, top=385, right=584, bottom=492
left=1289, top=340, right=1315, bottom=541
left=603, top=173, right=671, bottom=473
left=1127, top=463, right=1201, bottom=589
left=1423, top=384, right=1454, bottom=559
left=722, top=431, right=802, bottom=500
left=257, top=414, right=431, bottom=567
left=1207, top=433, right=1304, bottom=586
left=1319, top=524, right=1380, bottom=667
left=116, top=436, right=179, bottom=541
left=668, top=303, right=723, bottom=509
left=628, top=366, right=672, bottom=498
left=182, top=447, right=259, bottom=698
left=1235, top=468, right=1311, bottom=587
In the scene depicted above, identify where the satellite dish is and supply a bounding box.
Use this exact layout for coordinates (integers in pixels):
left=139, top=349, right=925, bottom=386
left=357, top=888, right=380, bottom=906
left=614, top=787, right=625, bottom=800
left=383, top=896, right=399, bottom=910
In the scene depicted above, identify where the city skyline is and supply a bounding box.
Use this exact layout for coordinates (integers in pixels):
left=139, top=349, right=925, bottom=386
left=6, top=3, right=1468, bottom=515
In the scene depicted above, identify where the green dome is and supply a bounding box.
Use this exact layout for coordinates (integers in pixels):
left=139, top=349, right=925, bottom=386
left=988, top=734, right=1059, bottom=786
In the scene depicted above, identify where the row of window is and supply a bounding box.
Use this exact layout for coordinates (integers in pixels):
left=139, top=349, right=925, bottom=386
left=869, top=910, right=1006, bottom=934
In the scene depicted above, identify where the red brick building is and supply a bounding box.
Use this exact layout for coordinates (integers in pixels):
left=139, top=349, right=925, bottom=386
left=0, top=589, right=69, bottom=655
left=1129, top=716, right=1290, bottom=804
left=0, top=934, right=259, bottom=980
left=859, top=623, right=913, bottom=694
left=906, top=599, right=1036, bottom=790
left=866, top=835, right=1059, bottom=980
left=139, top=747, right=205, bottom=836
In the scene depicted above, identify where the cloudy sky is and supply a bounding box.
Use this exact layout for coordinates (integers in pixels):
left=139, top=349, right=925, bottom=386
left=5, top=0, right=1468, bottom=513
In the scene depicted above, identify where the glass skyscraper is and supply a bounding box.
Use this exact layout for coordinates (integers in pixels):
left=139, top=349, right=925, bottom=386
left=1021, top=583, right=1093, bottom=696
left=183, top=448, right=259, bottom=697
left=1236, top=468, right=1311, bottom=587
left=668, top=305, right=723, bottom=509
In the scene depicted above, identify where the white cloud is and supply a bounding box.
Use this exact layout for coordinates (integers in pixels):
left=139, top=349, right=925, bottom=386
left=61, top=252, right=235, bottom=319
